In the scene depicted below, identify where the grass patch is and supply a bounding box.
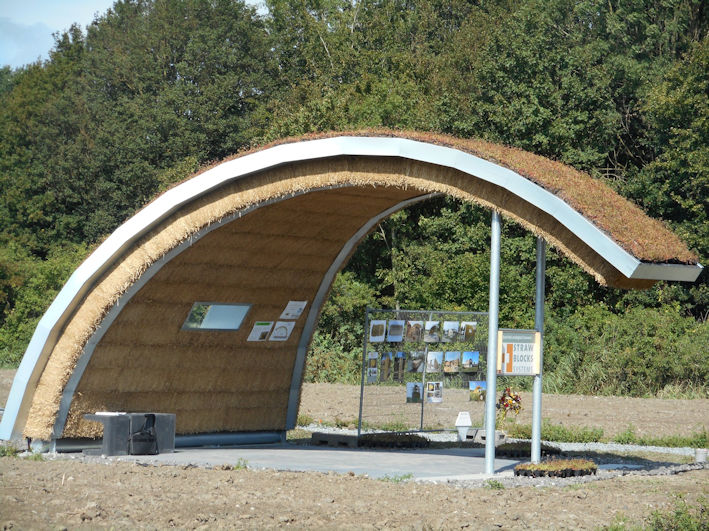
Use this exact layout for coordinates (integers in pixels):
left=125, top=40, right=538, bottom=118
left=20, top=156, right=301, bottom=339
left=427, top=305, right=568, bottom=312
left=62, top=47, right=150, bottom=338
left=296, top=413, right=314, bottom=426
left=503, top=419, right=604, bottom=443
left=0, top=444, right=19, bottom=457
left=613, top=425, right=708, bottom=448
left=483, top=479, right=505, bottom=490
left=24, top=452, right=45, bottom=462
left=646, top=496, right=708, bottom=530
left=379, top=473, right=413, bottom=483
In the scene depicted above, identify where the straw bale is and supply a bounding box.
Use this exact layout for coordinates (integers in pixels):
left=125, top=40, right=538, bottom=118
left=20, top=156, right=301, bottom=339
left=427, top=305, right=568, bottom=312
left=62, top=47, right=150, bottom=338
left=25, top=147, right=682, bottom=439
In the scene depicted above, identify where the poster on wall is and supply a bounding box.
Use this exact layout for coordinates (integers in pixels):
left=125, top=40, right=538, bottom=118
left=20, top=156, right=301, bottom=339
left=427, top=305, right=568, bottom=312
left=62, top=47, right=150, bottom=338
left=469, top=380, right=486, bottom=401
left=496, top=329, right=541, bottom=376
left=426, top=381, right=443, bottom=403
left=367, top=352, right=379, bottom=384
left=387, top=320, right=405, bottom=343
left=380, top=352, right=393, bottom=380
left=443, top=351, right=461, bottom=373
left=369, top=320, right=387, bottom=343
left=442, top=321, right=460, bottom=343
left=405, top=321, right=424, bottom=342
left=424, top=321, right=440, bottom=343
left=393, top=351, right=406, bottom=381
left=406, top=382, right=423, bottom=403
left=461, top=351, right=480, bottom=372
left=407, top=351, right=425, bottom=373
left=269, top=321, right=296, bottom=341
left=247, top=321, right=274, bottom=341
left=279, top=300, right=308, bottom=320
left=426, top=351, right=443, bottom=373
left=461, top=321, right=477, bottom=342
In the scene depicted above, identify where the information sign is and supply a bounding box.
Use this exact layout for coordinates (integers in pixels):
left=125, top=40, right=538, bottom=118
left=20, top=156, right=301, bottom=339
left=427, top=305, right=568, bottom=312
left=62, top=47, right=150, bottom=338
left=496, top=329, right=541, bottom=376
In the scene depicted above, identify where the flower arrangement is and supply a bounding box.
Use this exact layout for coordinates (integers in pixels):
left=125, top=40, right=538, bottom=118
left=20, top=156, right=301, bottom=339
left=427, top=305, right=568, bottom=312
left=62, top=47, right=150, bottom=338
left=496, top=387, right=522, bottom=420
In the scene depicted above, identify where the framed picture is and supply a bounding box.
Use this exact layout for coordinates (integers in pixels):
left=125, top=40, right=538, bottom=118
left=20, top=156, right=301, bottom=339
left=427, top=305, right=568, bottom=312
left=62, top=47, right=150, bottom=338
left=461, top=321, right=477, bottom=342
left=405, top=320, right=424, bottom=342
left=426, top=381, right=443, bottom=403
left=406, top=382, right=423, bottom=403
left=469, top=380, right=486, bottom=401
left=369, top=320, right=386, bottom=343
left=393, top=351, right=406, bottom=381
left=407, top=351, right=425, bottom=373
left=387, top=320, right=405, bottom=342
left=426, top=351, right=443, bottom=373
left=380, top=352, right=393, bottom=380
left=443, top=351, right=461, bottom=373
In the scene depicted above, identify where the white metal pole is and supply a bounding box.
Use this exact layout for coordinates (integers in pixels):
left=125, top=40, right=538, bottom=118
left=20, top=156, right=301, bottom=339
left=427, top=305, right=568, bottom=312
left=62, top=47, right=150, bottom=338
left=531, top=238, right=546, bottom=463
left=484, top=210, right=501, bottom=475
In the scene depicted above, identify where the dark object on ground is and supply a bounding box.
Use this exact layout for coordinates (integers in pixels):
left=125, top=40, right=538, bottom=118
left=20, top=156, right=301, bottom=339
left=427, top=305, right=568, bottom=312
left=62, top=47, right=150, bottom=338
left=514, top=458, right=597, bottom=477
left=358, top=433, right=431, bottom=449
left=497, top=441, right=561, bottom=458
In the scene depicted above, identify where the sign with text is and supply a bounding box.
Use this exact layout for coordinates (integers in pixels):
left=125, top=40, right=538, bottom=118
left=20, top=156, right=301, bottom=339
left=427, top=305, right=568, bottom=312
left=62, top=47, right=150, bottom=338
left=496, top=329, right=541, bottom=376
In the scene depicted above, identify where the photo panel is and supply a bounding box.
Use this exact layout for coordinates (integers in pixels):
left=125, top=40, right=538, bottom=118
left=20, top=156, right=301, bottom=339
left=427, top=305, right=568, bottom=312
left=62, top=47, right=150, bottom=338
left=367, top=352, right=379, bottom=384
left=461, top=351, right=480, bottom=372
left=405, top=320, right=424, bottom=343
left=387, top=320, right=405, bottom=342
left=441, top=321, right=460, bottom=343
left=424, top=321, right=440, bottom=343
left=406, top=382, right=423, bottom=403
left=469, top=380, right=487, bottom=401
left=443, top=351, right=461, bottom=373
left=369, top=320, right=386, bottom=343
left=426, top=351, right=443, bottom=373
left=380, top=351, right=393, bottom=381
left=393, top=351, right=406, bottom=381
left=461, top=321, right=477, bottom=342
left=407, top=351, right=425, bottom=373
left=426, top=381, right=443, bottom=403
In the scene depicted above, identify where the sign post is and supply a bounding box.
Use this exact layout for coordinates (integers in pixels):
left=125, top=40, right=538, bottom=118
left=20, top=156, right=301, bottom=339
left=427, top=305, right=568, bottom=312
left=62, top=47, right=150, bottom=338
left=496, top=329, right=541, bottom=376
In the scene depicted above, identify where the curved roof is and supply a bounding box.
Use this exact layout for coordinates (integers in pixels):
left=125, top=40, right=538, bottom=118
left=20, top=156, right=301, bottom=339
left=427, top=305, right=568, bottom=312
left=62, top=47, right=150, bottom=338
left=0, top=134, right=702, bottom=441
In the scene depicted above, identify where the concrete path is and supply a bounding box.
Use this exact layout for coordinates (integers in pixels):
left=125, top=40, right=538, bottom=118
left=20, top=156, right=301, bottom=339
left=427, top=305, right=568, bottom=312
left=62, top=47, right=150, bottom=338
left=115, top=444, right=522, bottom=480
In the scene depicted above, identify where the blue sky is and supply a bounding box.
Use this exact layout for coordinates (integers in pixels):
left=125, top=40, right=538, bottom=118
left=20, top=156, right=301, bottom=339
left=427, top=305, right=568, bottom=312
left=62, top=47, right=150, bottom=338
left=0, top=1, right=116, bottom=68
left=0, top=0, right=264, bottom=69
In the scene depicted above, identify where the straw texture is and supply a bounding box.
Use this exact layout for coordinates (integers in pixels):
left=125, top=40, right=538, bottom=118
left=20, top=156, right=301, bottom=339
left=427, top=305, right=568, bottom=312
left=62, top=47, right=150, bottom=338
left=21, top=146, right=688, bottom=439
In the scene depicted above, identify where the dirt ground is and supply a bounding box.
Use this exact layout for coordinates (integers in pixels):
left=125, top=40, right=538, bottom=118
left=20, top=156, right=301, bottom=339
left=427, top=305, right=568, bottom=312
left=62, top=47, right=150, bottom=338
left=2, top=370, right=709, bottom=529
left=300, top=382, right=709, bottom=438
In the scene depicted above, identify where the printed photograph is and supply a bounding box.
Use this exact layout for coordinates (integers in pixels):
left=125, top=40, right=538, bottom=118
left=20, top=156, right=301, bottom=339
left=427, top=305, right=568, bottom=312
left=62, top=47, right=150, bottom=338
left=424, top=321, right=440, bottom=343
left=461, top=321, right=477, bottom=342
left=367, top=352, right=379, bottom=384
left=406, top=351, right=425, bottom=373
left=369, top=320, right=386, bottom=343
left=426, top=381, right=443, bottom=403
left=406, top=382, right=423, bottom=403
left=393, top=351, right=406, bottom=381
left=442, top=321, right=460, bottom=343
left=469, top=380, right=487, bottom=401
left=405, top=320, right=424, bottom=342
left=387, top=320, right=405, bottom=342
left=461, top=351, right=480, bottom=372
left=426, top=351, right=443, bottom=373
left=380, top=351, right=393, bottom=380
left=443, top=351, right=461, bottom=373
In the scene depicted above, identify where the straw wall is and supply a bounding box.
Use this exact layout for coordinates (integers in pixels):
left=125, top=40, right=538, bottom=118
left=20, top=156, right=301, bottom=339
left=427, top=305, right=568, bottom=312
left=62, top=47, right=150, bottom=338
left=24, top=155, right=653, bottom=439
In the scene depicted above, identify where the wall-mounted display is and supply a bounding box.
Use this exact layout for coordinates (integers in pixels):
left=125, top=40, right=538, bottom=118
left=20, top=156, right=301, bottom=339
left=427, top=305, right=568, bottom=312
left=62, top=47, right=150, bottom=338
left=387, top=320, right=405, bottom=343
left=461, top=351, right=480, bottom=372
left=442, top=321, right=460, bottom=343
left=279, top=300, right=308, bottom=320
left=269, top=321, right=295, bottom=341
left=406, top=382, right=423, bottom=403
left=247, top=321, right=274, bottom=341
left=407, top=351, right=425, bottom=373
left=424, top=321, right=440, bottom=343
left=369, top=320, right=387, bottom=343
left=380, top=352, right=393, bottom=380
left=443, top=351, right=461, bottom=373
left=461, top=321, right=477, bottom=342
left=405, top=321, right=423, bottom=342
left=182, top=302, right=251, bottom=331
left=367, top=352, right=379, bottom=384
left=469, top=380, right=486, bottom=401
left=426, top=351, right=443, bottom=373
left=393, top=352, right=406, bottom=381
left=426, top=381, right=443, bottom=403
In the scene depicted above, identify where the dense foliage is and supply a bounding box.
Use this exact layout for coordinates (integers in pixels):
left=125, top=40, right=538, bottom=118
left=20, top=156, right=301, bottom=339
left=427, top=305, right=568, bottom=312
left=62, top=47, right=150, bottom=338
left=0, top=0, right=706, bottom=396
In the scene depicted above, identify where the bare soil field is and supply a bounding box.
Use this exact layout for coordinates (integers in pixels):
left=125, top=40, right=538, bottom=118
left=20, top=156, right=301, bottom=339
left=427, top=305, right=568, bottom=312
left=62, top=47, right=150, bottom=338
left=300, top=382, right=709, bottom=438
left=1, top=370, right=708, bottom=529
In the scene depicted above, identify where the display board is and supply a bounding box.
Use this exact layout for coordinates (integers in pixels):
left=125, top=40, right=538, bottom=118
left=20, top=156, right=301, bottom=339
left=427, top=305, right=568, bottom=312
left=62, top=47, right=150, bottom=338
left=358, top=308, right=489, bottom=436
left=496, top=329, right=541, bottom=376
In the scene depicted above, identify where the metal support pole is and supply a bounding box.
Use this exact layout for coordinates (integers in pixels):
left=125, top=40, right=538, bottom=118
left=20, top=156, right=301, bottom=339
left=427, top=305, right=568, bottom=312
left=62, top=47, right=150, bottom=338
left=531, top=238, right=546, bottom=463
left=484, top=210, right=501, bottom=475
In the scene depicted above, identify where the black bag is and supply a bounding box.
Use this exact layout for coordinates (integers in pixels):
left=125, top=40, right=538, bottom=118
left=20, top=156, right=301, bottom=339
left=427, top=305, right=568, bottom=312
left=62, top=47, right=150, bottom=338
left=129, top=414, right=159, bottom=455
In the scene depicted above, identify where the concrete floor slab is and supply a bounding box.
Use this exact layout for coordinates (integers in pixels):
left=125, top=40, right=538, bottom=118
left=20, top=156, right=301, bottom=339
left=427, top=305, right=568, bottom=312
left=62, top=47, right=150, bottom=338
left=114, top=443, right=522, bottom=480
